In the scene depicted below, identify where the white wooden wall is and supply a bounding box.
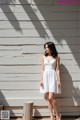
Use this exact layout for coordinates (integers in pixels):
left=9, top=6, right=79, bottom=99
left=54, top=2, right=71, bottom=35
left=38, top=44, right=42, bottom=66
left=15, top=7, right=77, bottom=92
left=0, top=0, right=80, bottom=117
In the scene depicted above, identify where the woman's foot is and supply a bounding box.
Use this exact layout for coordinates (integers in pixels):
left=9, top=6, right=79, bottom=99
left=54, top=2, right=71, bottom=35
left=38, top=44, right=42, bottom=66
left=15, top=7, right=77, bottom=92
left=56, top=114, right=61, bottom=120
left=50, top=115, right=54, bottom=120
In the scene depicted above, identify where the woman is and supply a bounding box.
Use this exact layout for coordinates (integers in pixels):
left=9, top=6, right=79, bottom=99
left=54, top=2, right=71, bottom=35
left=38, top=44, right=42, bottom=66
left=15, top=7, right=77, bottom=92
left=40, top=42, right=61, bottom=120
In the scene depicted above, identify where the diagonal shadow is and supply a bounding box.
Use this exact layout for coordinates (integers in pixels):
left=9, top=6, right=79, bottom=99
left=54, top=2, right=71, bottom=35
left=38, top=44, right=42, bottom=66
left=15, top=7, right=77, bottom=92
left=33, top=0, right=80, bottom=67
left=59, top=64, right=80, bottom=114
left=32, top=0, right=80, bottom=112
left=0, top=0, right=49, bottom=37
left=0, top=0, right=22, bottom=32
left=18, top=0, right=49, bottom=38
left=0, top=91, right=15, bottom=118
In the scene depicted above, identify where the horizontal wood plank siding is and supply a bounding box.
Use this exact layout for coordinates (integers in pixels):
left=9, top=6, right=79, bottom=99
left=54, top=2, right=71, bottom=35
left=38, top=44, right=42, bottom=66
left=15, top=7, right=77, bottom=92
left=0, top=0, right=80, bottom=117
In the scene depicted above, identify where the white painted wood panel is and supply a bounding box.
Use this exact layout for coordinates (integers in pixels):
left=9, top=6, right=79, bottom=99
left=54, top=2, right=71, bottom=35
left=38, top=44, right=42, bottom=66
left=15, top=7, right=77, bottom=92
left=0, top=5, right=80, bottom=13
left=1, top=45, right=79, bottom=55
left=0, top=46, right=22, bottom=50
left=0, top=37, right=79, bottom=45
left=31, top=0, right=54, bottom=5
left=0, top=73, right=80, bottom=81
left=61, top=73, right=80, bottom=81
left=22, top=45, right=79, bottom=54
left=0, top=57, right=79, bottom=65
left=0, top=52, right=79, bottom=60
left=14, top=5, right=80, bottom=12
left=0, top=81, right=80, bottom=91
left=32, top=0, right=53, bottom=5
left=0, top=29, right=79, bottom=37
left=0, top=51, right=22, bottom=57
left=0, top=65, right=80, bottom=73
left=0, top=98, right=80, bottom=106
left=0, top=0, right=6, bottom=4
left=5, top=107, right=80, bottom=115
left=0, top=21, right=79, bottom=29
left=0, top=89, right=79, bottom=98
left=0, top=90, right=43, bottom=98
left=0, top=74, right=40, bottom=81
left=6, top=0, right=31, bottom=4
left=0, top=12, right=79, bottom=21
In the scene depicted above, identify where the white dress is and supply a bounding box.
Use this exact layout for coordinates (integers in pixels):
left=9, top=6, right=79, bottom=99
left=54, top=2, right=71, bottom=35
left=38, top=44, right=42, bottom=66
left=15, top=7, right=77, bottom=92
left=40, top=58, right=61, bottom=94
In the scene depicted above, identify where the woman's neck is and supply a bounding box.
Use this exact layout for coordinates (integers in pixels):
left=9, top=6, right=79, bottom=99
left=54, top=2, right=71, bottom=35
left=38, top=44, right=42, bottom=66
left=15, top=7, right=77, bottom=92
left=48, top=53, right=51, bottom=56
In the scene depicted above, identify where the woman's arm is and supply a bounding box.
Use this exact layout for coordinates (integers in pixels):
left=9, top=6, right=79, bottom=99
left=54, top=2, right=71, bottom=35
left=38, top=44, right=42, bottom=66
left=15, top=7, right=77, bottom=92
left=40, top=56, right=44, bottom=87
left=56, top=56, right=61, bottom=84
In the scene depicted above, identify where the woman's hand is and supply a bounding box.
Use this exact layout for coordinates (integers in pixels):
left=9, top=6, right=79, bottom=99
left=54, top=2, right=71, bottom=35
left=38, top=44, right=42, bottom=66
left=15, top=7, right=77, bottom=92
left=58, top=81, right=61, bottom=93
left=58, top=81, right=61, bottom=89
left=40, top=80, right=44, bottom=88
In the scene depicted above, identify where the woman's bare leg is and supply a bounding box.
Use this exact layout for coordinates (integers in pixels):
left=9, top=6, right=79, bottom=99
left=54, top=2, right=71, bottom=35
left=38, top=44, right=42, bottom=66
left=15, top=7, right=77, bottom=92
left=47, top=92, right=54, bottom=120
left=48, top=92, right=61, bottom=120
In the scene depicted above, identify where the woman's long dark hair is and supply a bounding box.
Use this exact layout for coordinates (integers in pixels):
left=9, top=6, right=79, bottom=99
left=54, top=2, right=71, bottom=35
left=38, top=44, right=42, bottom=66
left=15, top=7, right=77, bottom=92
left=44, top=42, right=58, bottom=58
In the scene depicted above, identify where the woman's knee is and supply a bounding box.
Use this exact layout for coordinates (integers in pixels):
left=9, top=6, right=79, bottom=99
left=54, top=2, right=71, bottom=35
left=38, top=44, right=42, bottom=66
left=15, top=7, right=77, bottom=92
left=48, top=96, right=53, bottom=102
left=48, top=96, right=55, bottom=103
left=48, top=93, right=55, bottom=102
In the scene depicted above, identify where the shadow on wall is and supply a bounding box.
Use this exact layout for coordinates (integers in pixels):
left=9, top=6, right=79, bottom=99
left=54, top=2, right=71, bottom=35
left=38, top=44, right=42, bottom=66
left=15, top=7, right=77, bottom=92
left=32, top=0, right=80, bottom=109
left=33, top=0, right=80, bottom=111
left=0, top=0, right=22, bottom=32
left=17, top=0, right=49, bottom=38
left=0, top=91, right=15, bottom=118
left=34, top=109, right=42, bottom=118
left=0, top=0, right=80, bottom=64
left=34, top=64, right=80, bottom=116
left=33, top=0, right=80, bottom=66
left=58, top=64, right=80, bottom=112
left=0, top=0, right=49, bottom=36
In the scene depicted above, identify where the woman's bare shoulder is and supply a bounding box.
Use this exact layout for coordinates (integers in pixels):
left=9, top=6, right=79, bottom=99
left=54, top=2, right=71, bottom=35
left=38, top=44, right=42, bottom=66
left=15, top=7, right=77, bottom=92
left=56, top=55, right=60, bottom=61
left=42, top=55, right=46, bottom=60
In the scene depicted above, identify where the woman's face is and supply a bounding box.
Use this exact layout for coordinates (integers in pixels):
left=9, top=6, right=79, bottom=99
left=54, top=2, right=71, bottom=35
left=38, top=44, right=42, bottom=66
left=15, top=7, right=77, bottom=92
left=45, top=44, right=50, bottom=54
